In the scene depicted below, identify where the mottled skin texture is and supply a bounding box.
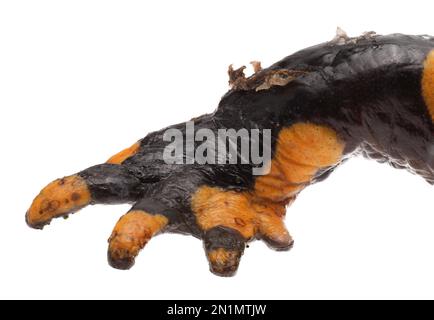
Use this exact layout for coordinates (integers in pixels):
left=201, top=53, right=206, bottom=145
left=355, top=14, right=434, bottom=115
left=27, top=33, right=434, bottom=276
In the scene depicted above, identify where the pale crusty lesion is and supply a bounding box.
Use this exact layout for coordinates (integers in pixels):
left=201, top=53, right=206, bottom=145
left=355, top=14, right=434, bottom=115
left=228, top=62, right=307, bottom=92
left=250, top=60, right=262, bottom=73
left=255, top=69, right=306, bottom=91
left=228, top=27, right=379, bottom=92
left=331, top=27, right=377, bottom=45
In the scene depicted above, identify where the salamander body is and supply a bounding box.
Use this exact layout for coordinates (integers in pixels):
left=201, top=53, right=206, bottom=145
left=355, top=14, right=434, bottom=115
left=26, top=31, right=434, bottom=276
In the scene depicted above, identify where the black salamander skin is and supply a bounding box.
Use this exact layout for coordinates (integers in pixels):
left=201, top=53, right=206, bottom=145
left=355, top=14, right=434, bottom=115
left=28, top=33, right=434, bottom=275
left=101, top=34, right=434, bottom=234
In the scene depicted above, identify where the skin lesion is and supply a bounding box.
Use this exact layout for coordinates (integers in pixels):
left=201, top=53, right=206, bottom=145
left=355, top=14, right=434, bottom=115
left=228, top=63, right=307, bottom=92
left=422, top=50, right=434, bottom=123
left=26, top=175, right=91, bottom=229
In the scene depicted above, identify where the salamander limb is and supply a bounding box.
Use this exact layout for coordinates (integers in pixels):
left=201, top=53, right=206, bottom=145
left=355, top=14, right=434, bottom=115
left=27, top=31, right=434, bottom=276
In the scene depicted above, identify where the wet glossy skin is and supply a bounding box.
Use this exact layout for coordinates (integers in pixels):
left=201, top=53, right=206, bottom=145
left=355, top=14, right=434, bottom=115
left=26, top=33, right=434, bottom=276
left=217, top=34, right=434, bottom=181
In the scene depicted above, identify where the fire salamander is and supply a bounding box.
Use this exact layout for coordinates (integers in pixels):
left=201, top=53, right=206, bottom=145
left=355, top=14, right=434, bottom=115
left=27, top=30, right=434, bottom=276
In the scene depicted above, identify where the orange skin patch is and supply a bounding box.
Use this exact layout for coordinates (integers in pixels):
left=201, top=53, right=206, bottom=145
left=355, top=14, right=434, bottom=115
left=26, top=175, right=91, bottom=228
left=254, top=167, right=303, bottom=203
left=254, top=122, right=345, bottom=202
left=422, top=50, right=434, bottom=122
left=192, top=187, right=258, bottom=239
left=191, top=186, right=291, bottom=244
left=108, top=211, right=168, bottom=264
left=106, top=142, right=141, bottom=164
left=192, top=123, right=344, bottom=244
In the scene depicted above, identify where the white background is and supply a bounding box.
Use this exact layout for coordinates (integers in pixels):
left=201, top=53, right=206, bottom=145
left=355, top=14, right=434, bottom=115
left=0, top=0, right=433, bottom=299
